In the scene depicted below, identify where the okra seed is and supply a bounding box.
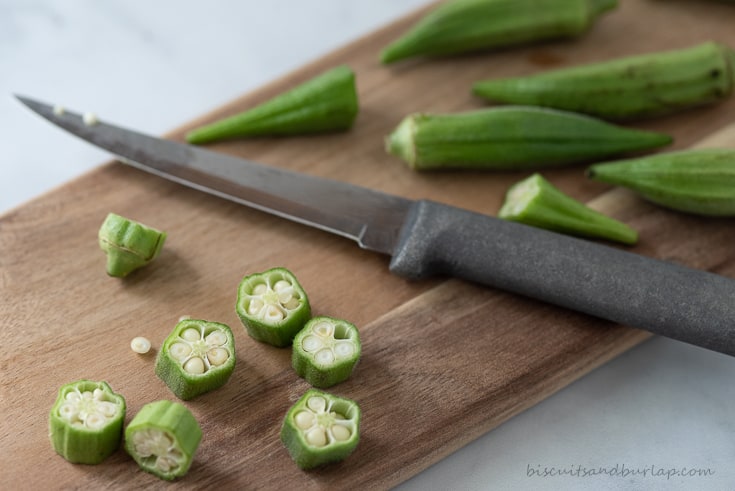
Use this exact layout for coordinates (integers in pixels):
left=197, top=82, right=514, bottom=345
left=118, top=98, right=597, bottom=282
left=330, top=424, right=351, bottom=442
left=86, top=413, right=106, bottom=430
left=306, top=428, right=327, bottom=447
left=65, top=391, right=81, bottom=402
left=130, top=336, right=151, bottom=354
left=283, top=298, right=300, bottom=310
left=252, top=283, right=267, bottom=295
left=131, top=428, right=182, bottom=473
left=273, top=280, right=292, bottom=292
left=248, top=299, right=264, bottom=315
left=265, top=306, right=284, bottom=322
left=205, top=331, right=227, bottom=346
left=181, top=328, right=201, bottom=342
left=183, top=357, right=205, bottom=374
left=307, top=396, right=327, bottom=413
left=169, top=342, right=192, bottom=361
left=301, top=335, right=323, bottom=352
left=313, top=321, right=334, bottom=338
left=334, top=341, right=354, bottom=358
left=315, top=349, right=335, bottom=365
left=207, top=348, right=229, bottom=366
left=294, top=411, right=315, bottom=430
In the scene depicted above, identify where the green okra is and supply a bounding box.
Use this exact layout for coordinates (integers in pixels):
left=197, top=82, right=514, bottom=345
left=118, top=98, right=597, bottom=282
left=98, top=212, right=166, bottom=277
left=186, top=65, right=359, bottom=144
left=292, top=316, right=361, bottom=388
left=48, top=380, right=126, bottom=465
left=386, top=106, right=671, bottom=171
left=473, top=41, right=735, bottom=120
left=587, top=148, right=735, bottom=216
left=280, top=389, right=361, bottom=470
left=236, top=267, right=311, bottom=347
left=125, top=400, right=202, bottom=481
left=499, top=173, right=637, bottom=244
left=155, top=318, right=236, bottom=400
left=380, top=0, right=617, bottom=64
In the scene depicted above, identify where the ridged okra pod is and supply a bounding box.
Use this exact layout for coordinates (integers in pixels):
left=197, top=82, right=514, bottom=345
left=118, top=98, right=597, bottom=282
left=380, top=0, right=617, bottom=64
left=186, top=65, right=358, bottom=144
left=473, top=42, right=735, bottom=120
left=292, top=317, right=362, bottom=388
left=386, top=106, right=671, bottom=170
left=125, top=400, right=202, bottom=481
left=236, top=267, right=311, bottom=347
left=280, top=389, right=361, bottom=470
left=587, top=148, right=735, bottom=216
left=499, top=173, right=637, bottom=244
left=155, top=318, right=236, bottom=400
left=98, top=213, right=166, bottom=277
left=49, top=380, right=126, bottom=464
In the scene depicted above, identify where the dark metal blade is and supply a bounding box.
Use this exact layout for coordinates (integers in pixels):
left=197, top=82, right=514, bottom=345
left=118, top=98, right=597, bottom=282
left=16, top=95, right=411, bottom=254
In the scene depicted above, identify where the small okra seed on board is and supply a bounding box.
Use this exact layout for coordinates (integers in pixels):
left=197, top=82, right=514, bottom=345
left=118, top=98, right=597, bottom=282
left=130, top=336, right=152, bottom=354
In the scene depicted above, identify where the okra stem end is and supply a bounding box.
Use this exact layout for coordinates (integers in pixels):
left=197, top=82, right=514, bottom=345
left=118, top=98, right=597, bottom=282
left=385, top=116, right=418, bottom=168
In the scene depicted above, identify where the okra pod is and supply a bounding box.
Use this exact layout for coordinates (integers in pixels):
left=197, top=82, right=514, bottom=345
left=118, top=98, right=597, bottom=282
left=587, top=148, right=735, bottom=216
left=155, top=318, right=236, bottom=400
left=473, top=41, right=735, bottom=120
left=292, top=317, right=361, bottom=388
left=236, top=267, right=311, bottom=347
left=499, top=173, right=637, bottom=244
left=48, top=380, right=126, bottom=464
left=186, top=65, right=359, bottom=144
left=380, top=0, right=617, bottom=64
left=386, top=106, right=671, bottom=171
left=98, top=212, right=166, bottom=277
left=280, top=389, right=361, bottom=470
left=125, top=400, right=202, bottom=481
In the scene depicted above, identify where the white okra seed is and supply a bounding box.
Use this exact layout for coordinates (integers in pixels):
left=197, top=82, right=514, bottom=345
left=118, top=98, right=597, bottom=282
left=130, top=336, right=152, bottom=354
left=306, top=428, right=327, bottom=447
left=169, top=342, right=192, bottom=361
left=273, top=279, right=291, bottom=292
left=207, top=348, right=229, bottom=366
left=307, top=396, right=327, bottom=413
left=83, top=112, right=98, bottom=126
left=283, top=298, right=300, bottom=310
left=294, top=411, right=315, bottom=430
left=315, top=349, right=335, bottom=365
left=313, top=321, right=333, bottom=338
left=183, top=357, right=205, bottom=374
left=265, top=306, right=284, bottom=321
left=181, top=328, right=201, bottom=342
left=252, top=283, right=268, bottom=295
left=334, top=341, right=355, bottom=358
left=302, top=335, right=323, bottom=352
left=205, top=331, right=227, bottom=346
left=331, top=424, right=351, bottom=441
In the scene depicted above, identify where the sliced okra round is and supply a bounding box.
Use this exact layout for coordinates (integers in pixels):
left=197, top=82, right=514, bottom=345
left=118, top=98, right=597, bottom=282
left=125, top=400, right=202, bottom=481
left=48, top=380, right=126, bottom=464
left=155, top=318, right=236, bottom=400
left=235, top=267, right=311, bottom=347
left=98, top=212, right=166, bottom=277
left=292, top=316, right=361, bottom=388
left=280, top=389, right=361, bottom=470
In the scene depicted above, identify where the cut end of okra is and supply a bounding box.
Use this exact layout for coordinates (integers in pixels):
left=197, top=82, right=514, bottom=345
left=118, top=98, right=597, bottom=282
left=499, top=173, right=638, bottom=245
left=385, top=115, right=418, bottom=168
left=280, top=389, right=361, bottom=470
left=292, top=317, right=361, bottom=388
left=155, top=319, right=236, bottom=400
left=236, top=267, right=311, bottom=347
left=98, top=213, right=166, bottom=277
left=125, top=400, right=202, bottom=481
left=49, top=380, right=126, bottom=465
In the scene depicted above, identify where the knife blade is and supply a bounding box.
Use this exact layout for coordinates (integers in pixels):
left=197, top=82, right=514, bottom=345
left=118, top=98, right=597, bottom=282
left=16, top=95, right=735, bottom=357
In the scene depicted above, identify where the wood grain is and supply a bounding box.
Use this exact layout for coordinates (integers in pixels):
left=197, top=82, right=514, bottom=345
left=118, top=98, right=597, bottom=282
left=2, top=0, right=735, bottom=489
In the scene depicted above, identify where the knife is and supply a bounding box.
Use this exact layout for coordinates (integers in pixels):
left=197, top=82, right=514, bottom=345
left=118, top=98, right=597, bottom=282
left=16, top=95, right=735, bottom=357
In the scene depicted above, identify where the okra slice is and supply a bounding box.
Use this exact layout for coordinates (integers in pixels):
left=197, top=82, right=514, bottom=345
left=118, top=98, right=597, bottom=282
left=499, top=173, right=638, bottom=245
left=292, top=317, right=361, bottom=388
left=98, top=212, right=166, bottom=277
left=48, top=380, right=126, bottom=464
left=280, top=389, right=361, bottom=470
left=125, top=400, right=202, bottom=481
left=155, top=319, right=236, bottom=400
left=235, top=267, right=311, bottom=347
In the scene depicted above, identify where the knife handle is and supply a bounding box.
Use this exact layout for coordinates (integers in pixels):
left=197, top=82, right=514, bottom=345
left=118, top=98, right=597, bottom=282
left=389, top=200, right=735, bottom=357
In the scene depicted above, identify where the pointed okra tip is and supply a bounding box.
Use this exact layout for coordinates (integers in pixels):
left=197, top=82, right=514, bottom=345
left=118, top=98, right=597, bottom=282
left=385, top=115, right=418, bottom=168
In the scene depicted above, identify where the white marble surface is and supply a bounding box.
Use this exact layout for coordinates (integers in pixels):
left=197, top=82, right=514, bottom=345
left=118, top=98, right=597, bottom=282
left=3, top=1, right=734, bottom=490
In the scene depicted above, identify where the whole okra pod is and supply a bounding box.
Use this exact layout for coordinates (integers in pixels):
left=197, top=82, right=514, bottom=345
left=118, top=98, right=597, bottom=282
left=499, top=173, right=638, bottom=245
left=587, top=148, right=735, bottom=216
left=186, top=65, right=358, bottom=144
left=473, top=41, right=735, bottom=120
left=385, top=106, right=671, bottom=171
left=380, top=0, right=617, bottom=64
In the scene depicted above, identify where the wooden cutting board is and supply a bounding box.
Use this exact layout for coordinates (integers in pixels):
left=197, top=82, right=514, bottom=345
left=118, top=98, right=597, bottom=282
left=2, top=1, right=735, bottom=488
